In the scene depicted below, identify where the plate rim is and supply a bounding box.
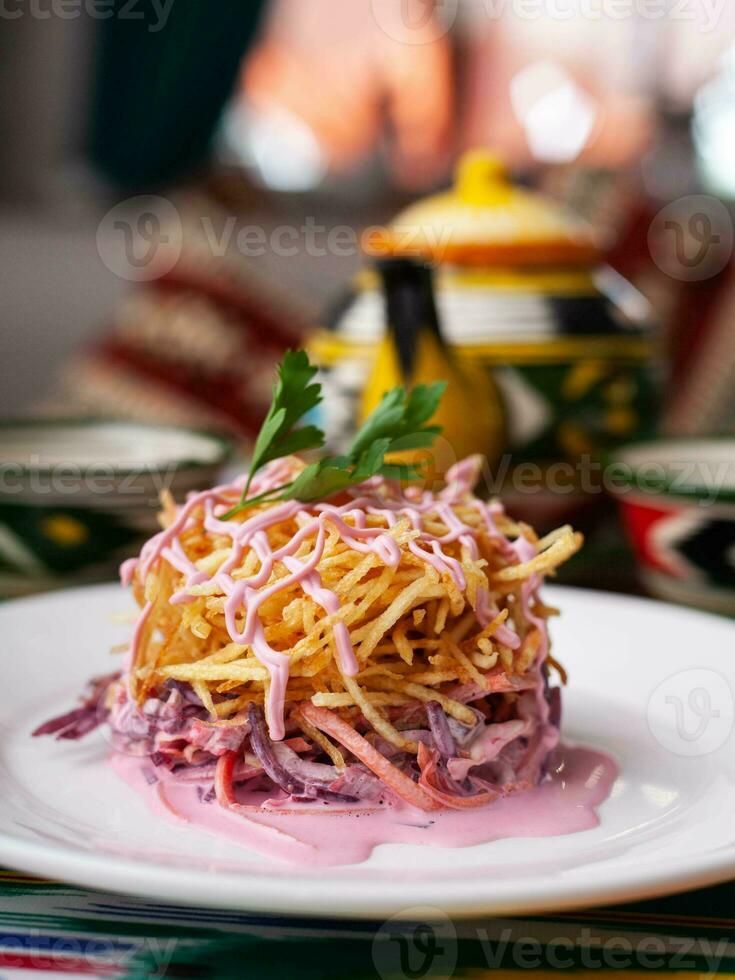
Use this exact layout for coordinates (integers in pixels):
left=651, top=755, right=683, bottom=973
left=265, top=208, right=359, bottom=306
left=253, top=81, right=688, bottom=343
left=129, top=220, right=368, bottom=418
left=1, top=581, right=735, bottom=919
left=1, top=826, right=735, bottom=919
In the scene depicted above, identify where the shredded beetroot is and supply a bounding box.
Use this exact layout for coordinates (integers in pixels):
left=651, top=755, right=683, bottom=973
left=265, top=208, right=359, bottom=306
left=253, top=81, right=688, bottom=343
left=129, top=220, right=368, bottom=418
left=32, top=672, right=120, bottom=740
left=301, top=704, right=440, bottom=812
left=34, top=667, right=561, bottom=812
left=425, top=701, right=456, bottom=759
left=247, top=703, right=305, bottom=797
left=187, top=718, right=248, bottom=756
left=417, top=743, right=500, bottom=810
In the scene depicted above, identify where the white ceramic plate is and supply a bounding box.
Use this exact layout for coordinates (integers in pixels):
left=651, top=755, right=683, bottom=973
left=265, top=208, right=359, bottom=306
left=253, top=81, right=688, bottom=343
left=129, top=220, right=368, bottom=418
left=1, top=583, right=734, bottom=919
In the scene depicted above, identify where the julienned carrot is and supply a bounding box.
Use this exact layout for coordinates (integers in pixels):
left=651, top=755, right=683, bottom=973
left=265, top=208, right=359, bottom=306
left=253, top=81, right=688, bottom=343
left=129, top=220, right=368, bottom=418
left=301, top=704, right=441, bottom=812
left=215, top=750, right=237, bottom=807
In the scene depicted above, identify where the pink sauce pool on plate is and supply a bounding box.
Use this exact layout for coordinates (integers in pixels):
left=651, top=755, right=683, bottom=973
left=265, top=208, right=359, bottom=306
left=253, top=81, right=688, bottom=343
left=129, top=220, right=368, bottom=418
left=111, top=743, right=618, bottom=867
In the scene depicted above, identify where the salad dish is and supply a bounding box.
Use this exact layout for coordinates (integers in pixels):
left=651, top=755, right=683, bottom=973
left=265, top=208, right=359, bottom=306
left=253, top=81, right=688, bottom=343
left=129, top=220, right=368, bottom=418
left=35, top=352, right=608, bottom=866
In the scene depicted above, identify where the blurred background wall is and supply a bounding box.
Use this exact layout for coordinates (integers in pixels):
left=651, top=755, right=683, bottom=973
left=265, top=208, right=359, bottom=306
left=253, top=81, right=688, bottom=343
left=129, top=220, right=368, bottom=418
left=2, top=0, right=735, bottom=427
left=0, top=12, right=127, bottom=417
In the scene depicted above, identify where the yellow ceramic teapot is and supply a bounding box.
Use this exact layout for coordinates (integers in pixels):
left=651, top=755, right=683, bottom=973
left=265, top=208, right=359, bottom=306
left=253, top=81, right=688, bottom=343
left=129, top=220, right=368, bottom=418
left=361, top=256, right=506, bottom=480
left=311, top=150, right=657, bottom=472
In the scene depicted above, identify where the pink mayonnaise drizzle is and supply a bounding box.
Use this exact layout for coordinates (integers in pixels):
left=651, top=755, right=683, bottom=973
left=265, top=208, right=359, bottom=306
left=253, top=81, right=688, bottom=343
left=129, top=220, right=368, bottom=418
left=121, top=457, right=528, bottom=740
left=111, top=742, right=618, bottom=867
left=105, top=455, right=622, bottom=867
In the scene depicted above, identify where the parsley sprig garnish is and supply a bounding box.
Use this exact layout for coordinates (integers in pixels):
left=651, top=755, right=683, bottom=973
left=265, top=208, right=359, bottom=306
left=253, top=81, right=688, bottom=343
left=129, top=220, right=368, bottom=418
left=223, top=350, right=446, bottom=519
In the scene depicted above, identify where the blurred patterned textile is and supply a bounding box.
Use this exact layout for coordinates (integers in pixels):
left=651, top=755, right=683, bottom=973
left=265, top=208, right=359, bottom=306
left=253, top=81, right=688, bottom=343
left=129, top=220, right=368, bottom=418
left=662, top=262, right=735, bottom=436
left=44, top=196, right=308, bottom=447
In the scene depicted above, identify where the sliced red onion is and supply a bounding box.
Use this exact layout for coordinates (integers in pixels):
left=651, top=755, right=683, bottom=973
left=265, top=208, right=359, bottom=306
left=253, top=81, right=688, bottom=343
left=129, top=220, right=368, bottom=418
left=32, top=706, right=94, bottom=739
left=425, top=701, right=456, bottom=759
left=418, top=744, right=488, bottom=800
left=32, top=671, right=119, bottom=740
left=187, top=718, right=248, bottom=756
left=170, top=759, right=262, bottom=785
left=446, top=707, right=485, bottom=746
left=59, top=710, right=105, bottom=740
left=547, top=686, right=562, bottom=729
left=271, top=743, right=337, bottom=786
left=447, top=719, right=528, bottom=782
left=163, top=679, right=204, bottom=706
left=247, top=703, right=306, bottom=797
left=247, top=705, right=379, bottom=802
left=329, top=765, right=383, bottom=801
left=270, top=742, right=362, bottom=802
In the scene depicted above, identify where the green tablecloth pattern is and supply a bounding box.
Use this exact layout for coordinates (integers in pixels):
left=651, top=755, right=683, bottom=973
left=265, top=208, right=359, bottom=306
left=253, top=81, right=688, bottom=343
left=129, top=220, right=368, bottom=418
left=1, top=868, right=734, bottom=978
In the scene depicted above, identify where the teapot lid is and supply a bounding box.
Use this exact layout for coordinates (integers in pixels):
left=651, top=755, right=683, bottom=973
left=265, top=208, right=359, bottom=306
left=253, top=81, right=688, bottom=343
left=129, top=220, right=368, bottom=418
left=364, top=150, right=600, bottom=267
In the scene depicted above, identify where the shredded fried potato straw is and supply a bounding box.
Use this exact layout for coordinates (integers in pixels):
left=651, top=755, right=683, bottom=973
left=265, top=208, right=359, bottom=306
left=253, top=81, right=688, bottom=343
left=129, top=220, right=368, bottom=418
left=126, top=468, right=581, bottom=759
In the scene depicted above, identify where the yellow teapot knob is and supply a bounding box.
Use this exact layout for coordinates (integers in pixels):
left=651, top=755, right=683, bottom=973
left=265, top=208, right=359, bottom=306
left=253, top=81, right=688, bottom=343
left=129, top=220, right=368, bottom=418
left=455, top=150, right=513, bottom=206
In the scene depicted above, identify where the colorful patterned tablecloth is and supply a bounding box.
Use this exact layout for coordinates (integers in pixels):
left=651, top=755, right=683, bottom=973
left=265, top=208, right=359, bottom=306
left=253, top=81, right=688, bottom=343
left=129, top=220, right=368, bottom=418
left=1, top=868, right=734, bottom=979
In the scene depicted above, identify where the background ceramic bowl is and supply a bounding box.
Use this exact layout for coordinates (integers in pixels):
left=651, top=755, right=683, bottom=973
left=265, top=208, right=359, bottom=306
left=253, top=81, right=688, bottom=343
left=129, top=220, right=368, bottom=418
left=610, top=439, right=735, bottom=615
left=0, top=420, right=232, bottom=597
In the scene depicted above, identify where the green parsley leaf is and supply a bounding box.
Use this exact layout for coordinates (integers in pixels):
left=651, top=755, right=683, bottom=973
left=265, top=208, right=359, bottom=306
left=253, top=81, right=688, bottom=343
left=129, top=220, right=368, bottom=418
left=223, top=351, right=445, bottom=518
left=282, top=458, right=355, bottom=503
left=246, top=350, right=324, bottom=492
left=349, top=382, right=446, bottom=459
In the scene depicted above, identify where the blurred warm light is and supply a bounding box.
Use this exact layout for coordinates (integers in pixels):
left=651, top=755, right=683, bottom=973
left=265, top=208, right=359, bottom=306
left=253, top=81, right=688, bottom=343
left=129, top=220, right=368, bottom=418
left=510, top=61, right=598, bottom=164
left=237, top=0, right=453, bottom=189
left=694, top=46, right=735, bottom=199
left=211, top=0, right=735, bottom=184
left=220, top=102, right=328, bottom=192
left=460, top=9, right=657, bottom=170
